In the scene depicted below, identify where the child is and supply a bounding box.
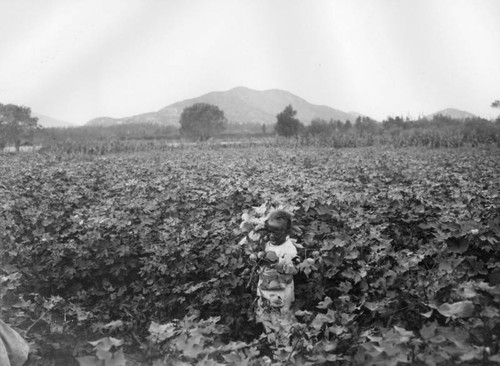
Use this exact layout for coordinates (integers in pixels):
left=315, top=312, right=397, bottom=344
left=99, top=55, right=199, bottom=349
left=257, top=210, right=299, bottom=313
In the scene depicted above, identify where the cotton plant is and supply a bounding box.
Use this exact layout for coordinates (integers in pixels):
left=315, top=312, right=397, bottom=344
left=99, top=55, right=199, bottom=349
left=238, top=202, right=302, bottom=254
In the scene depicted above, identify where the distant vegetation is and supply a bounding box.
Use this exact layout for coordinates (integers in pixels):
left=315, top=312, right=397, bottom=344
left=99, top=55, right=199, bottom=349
left=32, top=111, right=500, bottom=155
left=0, top=103, right=39, bottom=152
left=179, top=103, right=227, bottom=141
left=2, top=101, right=500, bottom=155
left=299, top=114, right=500, bottom=148
left=275, top=104, right=302, bottom=137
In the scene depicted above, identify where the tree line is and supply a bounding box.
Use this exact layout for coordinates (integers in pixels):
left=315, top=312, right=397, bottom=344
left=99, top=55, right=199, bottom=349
left=2, top=100, right=500, bottom=152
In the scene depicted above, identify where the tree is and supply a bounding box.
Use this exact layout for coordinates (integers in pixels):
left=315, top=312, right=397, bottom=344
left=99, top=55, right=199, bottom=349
left=0, top=104, right=39, bottom=152
left=275, top=105, right=302, bottom=137
left=492, top=100, right=500, bottom=123
left=333, top=120, right=343, bottom=131
left=343, top=120, right=352, bottom=132
left=354, top=116, right=379, bottom=136
left=354, top=116, right=363, bottom=132
left=179, top=103, right=226, bottom=141
left=307, top=118, right=333, bottom=136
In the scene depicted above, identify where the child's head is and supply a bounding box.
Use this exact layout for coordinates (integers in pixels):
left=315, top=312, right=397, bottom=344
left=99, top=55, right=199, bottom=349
left=266, top=210, right=292, bottom=245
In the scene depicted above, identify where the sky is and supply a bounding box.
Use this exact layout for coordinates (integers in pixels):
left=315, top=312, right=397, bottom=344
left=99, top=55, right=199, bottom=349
left=0, top=0, right=499, bottom=125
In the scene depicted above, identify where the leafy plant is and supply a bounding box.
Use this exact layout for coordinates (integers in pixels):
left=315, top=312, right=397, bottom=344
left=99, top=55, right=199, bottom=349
left=1, top=145, right=499, bottom=364
left=76, top=337, right=126, bottom=366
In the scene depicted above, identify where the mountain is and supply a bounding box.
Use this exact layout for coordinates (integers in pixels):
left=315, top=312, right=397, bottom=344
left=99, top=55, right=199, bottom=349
left=85, top=87, right=357, bottom=126
left=33, top=112, right=74, bottom=128
left=348, top=111, right=367, bottom=119
left=85, top=117, right=120, bottom=127
left=426, top=108, right=478, bottom=120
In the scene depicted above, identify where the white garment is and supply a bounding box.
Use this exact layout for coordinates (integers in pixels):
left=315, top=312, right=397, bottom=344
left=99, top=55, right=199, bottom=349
left=0, top=319, right=29, bottom=366
left=257, top=238, right=297, bottom=310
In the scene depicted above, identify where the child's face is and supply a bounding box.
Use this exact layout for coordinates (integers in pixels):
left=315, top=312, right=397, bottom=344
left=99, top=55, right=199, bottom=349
left=267, top=218, right=288, bottom=245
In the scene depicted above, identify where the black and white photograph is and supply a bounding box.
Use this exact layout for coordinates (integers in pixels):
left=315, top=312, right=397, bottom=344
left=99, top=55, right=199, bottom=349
left=1, top=1, right=500, bottom=365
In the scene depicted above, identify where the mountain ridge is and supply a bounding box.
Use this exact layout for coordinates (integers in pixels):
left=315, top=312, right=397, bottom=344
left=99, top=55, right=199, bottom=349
left=85, top=87, right=357, bottom=126
left=425, top=108, right=478, bottom=120
left=33, top=112, right=74, bottom=128
left=83, top=88, right=482, bottom=127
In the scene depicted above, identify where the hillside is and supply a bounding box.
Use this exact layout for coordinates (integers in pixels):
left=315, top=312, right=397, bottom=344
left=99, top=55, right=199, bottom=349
left=33, top=112, right=74, bottom=128
left=86, top=87, right=357, bottom=126
left=426, top=108, right=478, bottom=120
left=85, top=117, right=120, bottom=127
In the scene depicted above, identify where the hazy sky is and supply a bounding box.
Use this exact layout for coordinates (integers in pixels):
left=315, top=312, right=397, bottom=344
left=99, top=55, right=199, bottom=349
left=1, top=0, right=499, bottom=125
